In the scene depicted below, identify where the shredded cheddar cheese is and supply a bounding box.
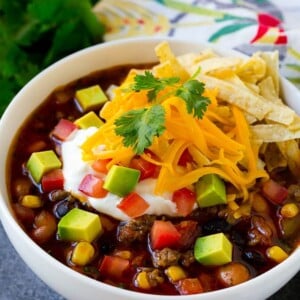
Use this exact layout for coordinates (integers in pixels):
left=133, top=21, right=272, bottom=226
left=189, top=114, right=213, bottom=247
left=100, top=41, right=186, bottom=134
left=81, top=83, right=268, bottom=201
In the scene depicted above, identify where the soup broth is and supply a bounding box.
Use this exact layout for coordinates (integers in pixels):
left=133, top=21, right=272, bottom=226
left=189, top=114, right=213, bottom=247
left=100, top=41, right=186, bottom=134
left=7, top=63, right=300, bottom=295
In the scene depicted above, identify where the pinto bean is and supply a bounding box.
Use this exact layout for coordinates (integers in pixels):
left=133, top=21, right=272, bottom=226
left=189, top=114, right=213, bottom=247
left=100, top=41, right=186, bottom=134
left=12, top=178, right=32, bottom=199
left=216, top=262, right=251, bottom=288
left=32, top=210, right=57, bottom=244
left=12, top=203, right=35, bottom=225
left=248, top=215, right=273, bottom=246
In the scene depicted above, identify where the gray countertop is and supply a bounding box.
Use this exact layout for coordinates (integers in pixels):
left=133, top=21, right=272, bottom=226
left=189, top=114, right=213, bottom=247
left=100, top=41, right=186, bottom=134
left=0, top=222, right=299, bottom=300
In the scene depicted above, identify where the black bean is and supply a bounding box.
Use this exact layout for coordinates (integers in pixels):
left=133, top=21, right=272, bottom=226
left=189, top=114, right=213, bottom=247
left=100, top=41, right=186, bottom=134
left=53, top=198, right=79, bottom=219
left=242, top=250, right=266, bottom=266
left=230, top=230, right=247, bottom=247
left=99, top=241, right=115, bottom=254
left=202, top=218, right=231, bottom=235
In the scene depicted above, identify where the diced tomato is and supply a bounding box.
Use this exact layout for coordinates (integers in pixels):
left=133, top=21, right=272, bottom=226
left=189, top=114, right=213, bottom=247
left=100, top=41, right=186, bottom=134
left=41, top=169, right=64, bottom=192
left=51, top=118, right=77, bottom=141
left=178, top=149, right=193, bottom=166
left=198, top=272, right=216, bottom=292
left=117, top=192, right=149, bottom=218
left=129, top=157, right=158, bottom=180
left=262, top=179, right=288, bottom=205
left=172, top=188, right=196, bottom=217
left=176, top=278, right=204, bottom=295
left=98, top=255, right=130, bottom=279
left=150, top=220, right=181, bottom=250
left=92, top=158, right=111, bottom=174
left=78, top=174, right=108, bottom=198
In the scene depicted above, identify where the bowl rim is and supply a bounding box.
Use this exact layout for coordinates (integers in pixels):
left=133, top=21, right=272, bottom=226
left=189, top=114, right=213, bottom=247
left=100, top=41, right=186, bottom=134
left=0, top=36, right=300, bottom=300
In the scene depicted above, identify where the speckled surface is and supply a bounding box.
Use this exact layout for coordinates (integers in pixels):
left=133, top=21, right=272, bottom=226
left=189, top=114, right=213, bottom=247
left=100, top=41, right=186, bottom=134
left=0, top=222, right=299, bottom=300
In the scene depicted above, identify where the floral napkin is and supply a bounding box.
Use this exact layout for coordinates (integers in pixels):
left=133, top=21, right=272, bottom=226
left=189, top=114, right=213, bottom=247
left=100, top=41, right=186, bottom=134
left=94, top=0, right=300, bottom=88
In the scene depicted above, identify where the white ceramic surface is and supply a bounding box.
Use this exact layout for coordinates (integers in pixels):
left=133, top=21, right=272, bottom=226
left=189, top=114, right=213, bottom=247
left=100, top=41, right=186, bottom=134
left=0, top=37, right=300, bottom=300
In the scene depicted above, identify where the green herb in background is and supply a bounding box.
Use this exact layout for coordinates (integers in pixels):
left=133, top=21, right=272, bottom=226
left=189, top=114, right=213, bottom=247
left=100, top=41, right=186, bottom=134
left=0, top=0, right=104, bottom=116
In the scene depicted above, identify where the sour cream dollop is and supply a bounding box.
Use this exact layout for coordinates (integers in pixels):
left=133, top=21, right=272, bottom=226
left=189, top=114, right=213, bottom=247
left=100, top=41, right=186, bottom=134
left=61, top=128, right=178, bottom=220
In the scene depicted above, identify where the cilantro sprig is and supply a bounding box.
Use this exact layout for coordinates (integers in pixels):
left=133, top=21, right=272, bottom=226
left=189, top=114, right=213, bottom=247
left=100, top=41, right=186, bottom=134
left=131, top=71, right=180, bottom=102
left=176, top=79, right=210, bottom=119
left=115, top=105, right=165, bottom=155
left=115, top=70, right=210, bottom=154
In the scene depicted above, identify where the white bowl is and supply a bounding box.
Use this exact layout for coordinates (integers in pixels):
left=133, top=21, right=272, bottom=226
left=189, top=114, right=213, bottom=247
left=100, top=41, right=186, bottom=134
left=0, top=37, right=300, bottom=300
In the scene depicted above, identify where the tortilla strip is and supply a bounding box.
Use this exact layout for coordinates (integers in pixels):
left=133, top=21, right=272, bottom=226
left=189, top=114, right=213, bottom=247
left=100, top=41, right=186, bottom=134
left=197, top=74, right=295, bottom=125
left=258, top=76, right=282, bottom=104
left=189, top=56, right=242, bottom=75
left=257, top=51, right=280, bottom=95
left=251, top=124, right=300, bottom=142
left=236, top=54, right=266, bottom=84
left=277, top=140, right=300, bottom=177
left=154, top=41, right=189, bottom=80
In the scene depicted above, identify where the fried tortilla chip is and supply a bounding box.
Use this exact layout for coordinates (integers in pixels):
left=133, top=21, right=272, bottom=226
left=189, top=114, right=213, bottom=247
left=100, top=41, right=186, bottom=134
left=154, top=41, right=189, bottom=81
left=251, top=124, right=300, bottom=142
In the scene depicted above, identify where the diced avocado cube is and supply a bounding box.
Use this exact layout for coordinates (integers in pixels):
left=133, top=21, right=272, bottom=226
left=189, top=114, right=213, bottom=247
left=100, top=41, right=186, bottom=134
left=75, top=85, right=108, bottom=112
left=26, top=150, right=62, bottom=183
left=103, top=165, right=140, bottom=197
left=57, top=208, right=102, bottom=242
left=194, top=232, right=232, bottom=266
left=74, top=111, right=104, bottom=129
left=195, top=174, right=227, bottom=207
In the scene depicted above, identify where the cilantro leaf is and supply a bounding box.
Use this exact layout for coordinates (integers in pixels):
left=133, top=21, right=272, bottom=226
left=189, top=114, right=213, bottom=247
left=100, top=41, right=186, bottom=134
left=131, top=71, right=180, bottom=102
left=176, top=79, right=211, bottom=118
left=117, top=71, right=211, bottom=154
left=114, top=105, right=165, bottom=155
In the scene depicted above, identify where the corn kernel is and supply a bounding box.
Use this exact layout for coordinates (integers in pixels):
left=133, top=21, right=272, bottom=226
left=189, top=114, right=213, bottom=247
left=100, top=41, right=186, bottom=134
left=135, top=271, right=151, bottom=289
left=21, top=195, right=43, bottom=208
left=252, top=193, right=269, bottom=213
left=165, top=265, right=187, bottom=282
left=281, top=203, right=299, bottom=218
left=71, top=241, right=95, bottom=266
left=266, top=246, right=288, bottom=263
left=114, top=250, right=132, bottom=260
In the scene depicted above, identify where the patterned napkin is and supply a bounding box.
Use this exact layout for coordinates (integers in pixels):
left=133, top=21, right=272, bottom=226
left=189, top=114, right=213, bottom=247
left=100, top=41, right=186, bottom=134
left=93, top=0, right=300, bottom=88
